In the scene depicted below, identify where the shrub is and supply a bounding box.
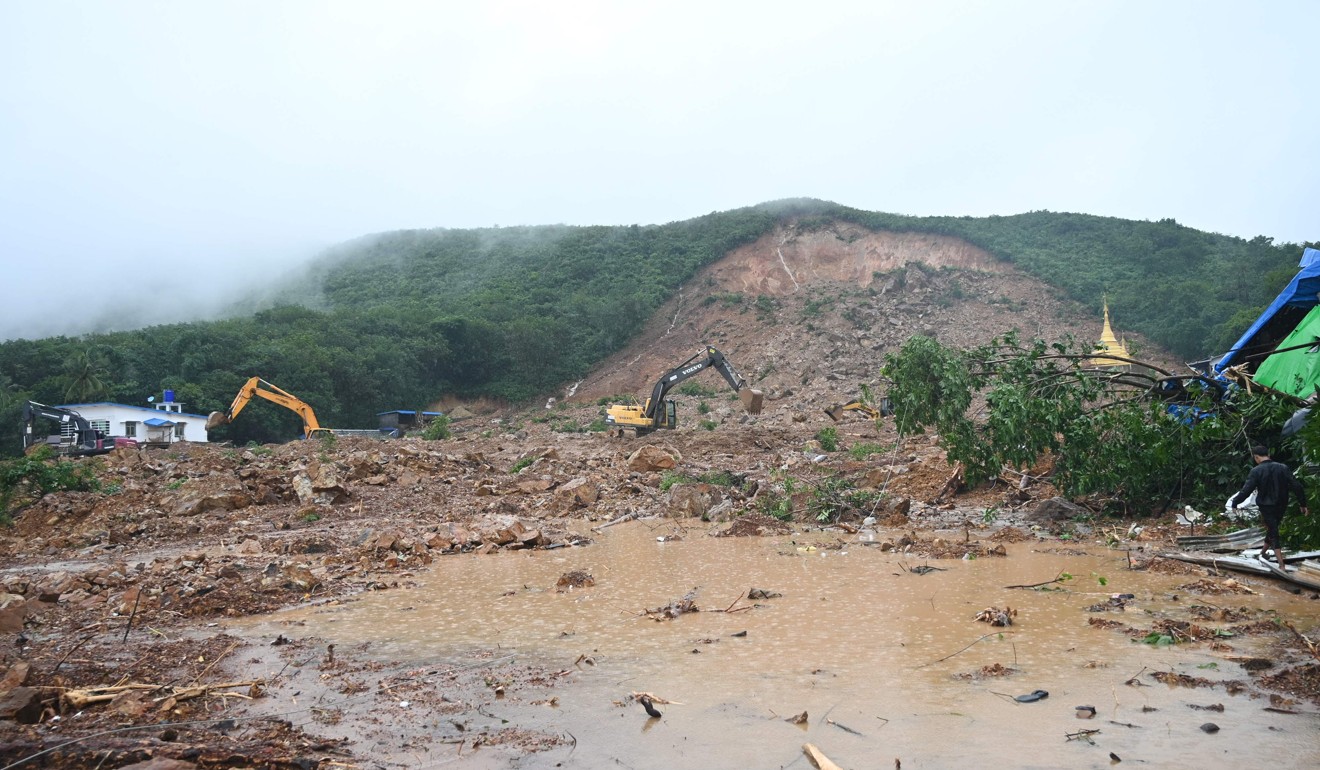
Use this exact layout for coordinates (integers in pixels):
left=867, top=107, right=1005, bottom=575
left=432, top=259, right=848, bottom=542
left=422, top=415, right=452, bottom=440
left=0, top=447, right=101, bottom=524
left=848, top=442, right=893, bottom=460
left=816, top=426, right=839, bottom=452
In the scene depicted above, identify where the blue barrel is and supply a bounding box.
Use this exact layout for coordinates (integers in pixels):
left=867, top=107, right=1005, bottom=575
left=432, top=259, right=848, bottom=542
left=164, top=389, right=175, bottom=403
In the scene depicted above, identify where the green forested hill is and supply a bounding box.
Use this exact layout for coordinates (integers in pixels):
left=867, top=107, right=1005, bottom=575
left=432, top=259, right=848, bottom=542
left=0, top=199, right=1312, bottom=447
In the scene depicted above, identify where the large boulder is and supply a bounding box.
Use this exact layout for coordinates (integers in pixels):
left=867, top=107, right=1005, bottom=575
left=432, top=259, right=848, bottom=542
left=628, top=445, right=680, bottom=472
left=1027, top=496, right=1088, bottom=524
left=175, top=488, right=252, bottom=516
left=666, top=483, right=723, bottom=519
left=555, top=477, right=599, bottom=508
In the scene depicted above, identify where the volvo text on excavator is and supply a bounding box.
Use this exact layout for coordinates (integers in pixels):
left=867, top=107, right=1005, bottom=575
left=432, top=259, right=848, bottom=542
left=21, top=401, right=137, bottom=457
left=205, top=377, right=332, bottom=439
left=604, top=346, right=764, bottom=436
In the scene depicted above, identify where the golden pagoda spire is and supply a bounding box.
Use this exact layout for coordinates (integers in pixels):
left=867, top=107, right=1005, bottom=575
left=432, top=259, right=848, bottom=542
left=1090, top=297, right=1131, bottom=368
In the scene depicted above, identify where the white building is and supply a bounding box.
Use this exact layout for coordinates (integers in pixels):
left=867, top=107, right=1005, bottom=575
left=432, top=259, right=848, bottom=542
left=58, top=392, right=210, bottom=446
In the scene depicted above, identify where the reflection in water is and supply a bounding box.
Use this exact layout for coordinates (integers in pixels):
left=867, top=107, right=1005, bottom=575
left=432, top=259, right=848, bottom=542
left=236, top=522, right=1320, bottom=768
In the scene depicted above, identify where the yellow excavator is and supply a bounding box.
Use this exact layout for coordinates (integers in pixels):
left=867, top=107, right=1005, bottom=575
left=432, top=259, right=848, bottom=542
left=206, top=377, right=332, bottom=439
left=604, top=346, right=764, bottom=436
left=824, top=397, right=893, bottom=422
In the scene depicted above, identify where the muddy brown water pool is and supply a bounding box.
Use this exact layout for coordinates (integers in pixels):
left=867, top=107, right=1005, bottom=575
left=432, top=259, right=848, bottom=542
left=230, top=522, right=1320, bottom=769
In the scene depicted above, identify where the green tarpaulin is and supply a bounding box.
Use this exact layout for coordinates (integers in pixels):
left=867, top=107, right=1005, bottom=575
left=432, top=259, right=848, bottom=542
left=1253, top=304, right=1320, bottom=398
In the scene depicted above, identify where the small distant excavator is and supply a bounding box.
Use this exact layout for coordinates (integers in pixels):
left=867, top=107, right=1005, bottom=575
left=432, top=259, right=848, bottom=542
left=604, top=346, right=764, bottom=436
left=21, top=401, right=137, bottom=457
left=206, top=377, right=333, bottom=439
left=824, top=397, right=894, bottom=422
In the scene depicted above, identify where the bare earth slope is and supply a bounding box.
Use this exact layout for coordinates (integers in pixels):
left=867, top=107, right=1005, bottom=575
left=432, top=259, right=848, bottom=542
left=572, top=218, right=1176, bottom=406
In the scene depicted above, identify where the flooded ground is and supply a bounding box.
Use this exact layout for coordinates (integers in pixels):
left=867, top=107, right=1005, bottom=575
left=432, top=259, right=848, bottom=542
left=231, top=521, right=1320, bottom=768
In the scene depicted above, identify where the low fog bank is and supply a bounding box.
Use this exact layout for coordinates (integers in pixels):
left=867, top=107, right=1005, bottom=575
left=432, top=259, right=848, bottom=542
left=0, top=243, right=325, bottom=342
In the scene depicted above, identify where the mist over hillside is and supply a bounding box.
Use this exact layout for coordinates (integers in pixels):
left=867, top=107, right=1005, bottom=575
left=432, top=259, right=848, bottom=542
left=1, top=241, right=329, bottom=343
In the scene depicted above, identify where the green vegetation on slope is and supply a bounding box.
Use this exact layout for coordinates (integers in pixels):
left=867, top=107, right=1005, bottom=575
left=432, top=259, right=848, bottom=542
left=0, top=199, right=1313, bottom=448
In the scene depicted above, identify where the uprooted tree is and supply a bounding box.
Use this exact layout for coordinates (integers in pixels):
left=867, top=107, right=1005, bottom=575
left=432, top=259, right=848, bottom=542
left=881, top=332, right=1320, bottom=547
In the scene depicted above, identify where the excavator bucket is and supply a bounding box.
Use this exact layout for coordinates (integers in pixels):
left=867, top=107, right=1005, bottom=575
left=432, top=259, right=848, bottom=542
left=824, top=404, right=845, bottom=422
left=739, top=388, right=764, bottom=415
left=205, top=411, right=230, bottom=431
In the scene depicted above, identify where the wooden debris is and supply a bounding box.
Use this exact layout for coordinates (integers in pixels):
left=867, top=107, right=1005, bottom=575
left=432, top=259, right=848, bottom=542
left=61, top=680, right=263, bottom=711
left=644, top=589, right=699, bottom=621
left=974, top=607, right=1017, bottom=626
left=804, top=743, right=845, bottom=770
left=593, top=510, right=642, bottom=531
left=629, top=690, right=682, bottom=706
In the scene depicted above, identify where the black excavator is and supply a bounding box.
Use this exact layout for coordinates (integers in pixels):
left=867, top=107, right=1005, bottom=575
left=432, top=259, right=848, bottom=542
left=603, top=346, right=764, bottom=436
left=21, top=401, right=131, bottom=457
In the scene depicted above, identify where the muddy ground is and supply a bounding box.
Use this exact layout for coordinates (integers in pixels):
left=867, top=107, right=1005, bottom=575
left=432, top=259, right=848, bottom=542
left=1, top=223, right=1316, bottom=767
left=3, top=418, right=1319, bottom=769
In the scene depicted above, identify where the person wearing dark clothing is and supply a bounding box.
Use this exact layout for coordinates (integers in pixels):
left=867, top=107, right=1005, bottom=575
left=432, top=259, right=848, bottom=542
left=1231, top=445, right=1309, bottom=569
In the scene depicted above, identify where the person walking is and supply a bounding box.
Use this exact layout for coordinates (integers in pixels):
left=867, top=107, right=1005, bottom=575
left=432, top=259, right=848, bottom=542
left=1230, top=445, right=1309, bottom=569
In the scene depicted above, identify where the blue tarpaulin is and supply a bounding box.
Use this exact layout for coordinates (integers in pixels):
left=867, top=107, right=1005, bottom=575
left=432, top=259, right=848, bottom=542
left=1214, top=247, right=1320, bottom=373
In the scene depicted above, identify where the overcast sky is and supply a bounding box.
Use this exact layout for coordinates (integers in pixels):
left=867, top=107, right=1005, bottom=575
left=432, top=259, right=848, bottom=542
left=2, top=1, right=1317, bottom=340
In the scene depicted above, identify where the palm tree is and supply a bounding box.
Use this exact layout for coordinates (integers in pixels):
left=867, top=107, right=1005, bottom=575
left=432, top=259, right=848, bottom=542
left=61, top=348, right=110, bottom=403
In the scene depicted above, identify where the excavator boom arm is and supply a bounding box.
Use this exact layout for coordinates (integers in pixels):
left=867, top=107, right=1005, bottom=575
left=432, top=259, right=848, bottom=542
left=208, top=377, right=325, bottom=437
left=633, top=346, right=762, bottom=423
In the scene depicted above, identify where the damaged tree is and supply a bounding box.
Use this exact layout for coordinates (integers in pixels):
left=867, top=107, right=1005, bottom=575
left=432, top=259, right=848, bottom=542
left=882, top=332, right=1314, bottom=535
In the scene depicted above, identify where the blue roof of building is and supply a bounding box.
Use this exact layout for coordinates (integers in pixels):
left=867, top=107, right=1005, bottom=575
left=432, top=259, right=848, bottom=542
left=58, top=402, right=210, bottom=419
left=376, top=410, right=444, bottom=416
left=143, top=417, right=175, bottom=426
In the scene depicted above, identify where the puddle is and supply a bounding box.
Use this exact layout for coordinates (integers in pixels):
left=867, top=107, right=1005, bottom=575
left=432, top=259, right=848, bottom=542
left=231, top=522, right=1320, bottom=768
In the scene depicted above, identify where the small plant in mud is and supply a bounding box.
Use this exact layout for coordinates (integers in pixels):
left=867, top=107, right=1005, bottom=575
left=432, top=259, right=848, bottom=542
left=660, top=471, right=693, bottom=491
left=982, top=506, right=1000, bottom=524
left=662, top=469, right=742, bottom=491
left=1091, top=572, right=1108, bottom=587
left=848, top=442, right=893, bottom=460
left=167, top=479, right=185, bottom=490
left=1141, top=631, right=1177, bottom=647
left=758, top=473, right=798, bottom=521
left=697, top=401, right=711, bottom=415
left=510, top=457, right=535, bottom=474
left=303, top=511, right=321, bottom=523
left=699, top=420, right=718, bottom=431
left=699, top=470, right=740, bottom=487
left=815, top=426, right=839, bottom=452
left=809, top=476, right=884, bottom=524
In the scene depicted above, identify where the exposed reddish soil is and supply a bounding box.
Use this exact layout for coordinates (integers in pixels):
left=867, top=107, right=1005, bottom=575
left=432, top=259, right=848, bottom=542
left=0, top=219, right=1314, bottom=768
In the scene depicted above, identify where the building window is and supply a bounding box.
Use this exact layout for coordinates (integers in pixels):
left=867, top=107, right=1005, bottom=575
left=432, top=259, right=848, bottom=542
left=89, top=419, right=110, bottom=437
left=124, top=421, right=137, bottom=438
left=174, top=423, right=186, bottom=439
